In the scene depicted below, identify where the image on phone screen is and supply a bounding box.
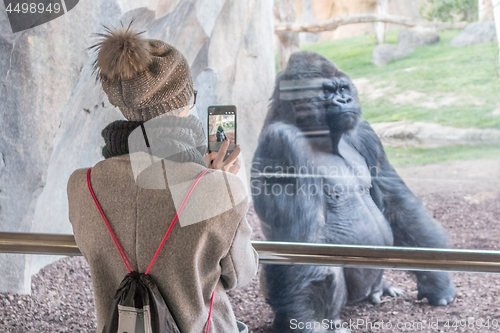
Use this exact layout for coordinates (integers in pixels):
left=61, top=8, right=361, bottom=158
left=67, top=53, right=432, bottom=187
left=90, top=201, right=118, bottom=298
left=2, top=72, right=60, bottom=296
left=208, top=105, right=237, bottom=157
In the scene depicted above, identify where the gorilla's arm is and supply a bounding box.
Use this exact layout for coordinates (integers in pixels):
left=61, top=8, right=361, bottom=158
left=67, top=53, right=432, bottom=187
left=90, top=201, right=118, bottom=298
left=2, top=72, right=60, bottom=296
left=252, top=122, right=349, bottom=322
left=345, top=120, right=456, bottom=306
left=251, top=121, right=324, bottom=243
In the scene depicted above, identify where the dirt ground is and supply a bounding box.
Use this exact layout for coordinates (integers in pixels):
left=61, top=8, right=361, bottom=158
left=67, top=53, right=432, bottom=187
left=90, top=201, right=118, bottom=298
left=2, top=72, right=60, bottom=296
left=232, top=192, right=500, bottom=333
left=0, top=159, right=499, bottom=332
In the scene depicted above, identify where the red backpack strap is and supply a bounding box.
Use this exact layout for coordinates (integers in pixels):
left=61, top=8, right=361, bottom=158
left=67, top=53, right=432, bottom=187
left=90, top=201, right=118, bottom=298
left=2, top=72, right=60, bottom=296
left=87, top=167, right=133, bottom=273
left=206, top=289, right=215, bottom=333
left=142, top=166, right=214, bottom=333
left=145, top=167, right=211, bottom=274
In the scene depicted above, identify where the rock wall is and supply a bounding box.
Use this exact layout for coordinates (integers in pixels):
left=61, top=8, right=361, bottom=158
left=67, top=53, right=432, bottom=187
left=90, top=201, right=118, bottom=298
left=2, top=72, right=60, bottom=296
left=0, top=0, right=274, bottom=294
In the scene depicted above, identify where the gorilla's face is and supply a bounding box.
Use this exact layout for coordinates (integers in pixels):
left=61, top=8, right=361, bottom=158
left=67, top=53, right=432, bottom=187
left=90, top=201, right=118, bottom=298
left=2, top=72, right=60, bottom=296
left=279, top=76, right=360, bottom=136
left=270, top=51, right=361, bottom=137
left=321, top=77, right=360, bottom=133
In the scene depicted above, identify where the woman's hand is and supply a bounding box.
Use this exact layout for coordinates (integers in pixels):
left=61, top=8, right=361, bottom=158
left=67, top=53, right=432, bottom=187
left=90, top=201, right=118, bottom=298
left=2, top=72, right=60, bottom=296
left=204, top=140, right=241, bottom=175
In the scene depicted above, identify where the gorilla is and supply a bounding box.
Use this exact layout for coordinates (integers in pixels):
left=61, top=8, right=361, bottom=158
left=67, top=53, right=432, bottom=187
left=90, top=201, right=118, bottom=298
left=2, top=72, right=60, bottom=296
left=251, top=51, right=455, bottom=333
left=216, top=125, right=227, bottom=142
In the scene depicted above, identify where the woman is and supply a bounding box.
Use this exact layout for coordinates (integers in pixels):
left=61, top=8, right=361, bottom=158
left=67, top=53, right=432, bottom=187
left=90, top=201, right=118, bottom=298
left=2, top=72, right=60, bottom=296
left=67, top=26, right=257, bottom=333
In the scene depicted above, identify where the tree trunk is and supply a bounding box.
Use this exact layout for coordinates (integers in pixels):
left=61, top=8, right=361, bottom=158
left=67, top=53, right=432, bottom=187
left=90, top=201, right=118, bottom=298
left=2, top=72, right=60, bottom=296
left=494, top=0, right=500, bottom=68
left=275, top=14, right=468, bottom=34
left=274, top=0, right=300, bottom=70
left=480, top=0, right=495, bottom=21
left=479, top=0, right=486, bottom=21
left=375, top=0, right=389, bottom=44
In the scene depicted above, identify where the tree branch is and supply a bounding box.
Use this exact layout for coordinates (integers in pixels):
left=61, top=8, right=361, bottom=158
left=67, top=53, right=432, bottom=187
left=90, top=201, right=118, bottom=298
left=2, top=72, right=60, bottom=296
left=274, top=14, right=468, bottom=34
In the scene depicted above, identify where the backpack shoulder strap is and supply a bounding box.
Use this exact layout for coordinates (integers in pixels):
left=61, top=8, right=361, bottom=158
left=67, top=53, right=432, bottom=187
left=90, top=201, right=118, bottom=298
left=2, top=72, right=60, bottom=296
left=145, top=167, right=211, bottom=274
left=87, top=166, right=211, bottom=273
left=87, top=167, right=133, bottom=273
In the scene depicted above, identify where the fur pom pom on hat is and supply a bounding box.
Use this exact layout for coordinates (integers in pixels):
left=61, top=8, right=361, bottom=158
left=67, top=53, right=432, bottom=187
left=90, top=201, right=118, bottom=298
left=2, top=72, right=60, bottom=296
left=93, top=26, right=152, bottom=82
left=91, top=23, right=194, bottom=121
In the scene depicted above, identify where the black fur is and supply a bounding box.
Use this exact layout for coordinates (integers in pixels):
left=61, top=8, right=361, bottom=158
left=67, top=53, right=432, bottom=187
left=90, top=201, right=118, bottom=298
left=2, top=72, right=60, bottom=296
left=251, top=51, right=455, bottom=333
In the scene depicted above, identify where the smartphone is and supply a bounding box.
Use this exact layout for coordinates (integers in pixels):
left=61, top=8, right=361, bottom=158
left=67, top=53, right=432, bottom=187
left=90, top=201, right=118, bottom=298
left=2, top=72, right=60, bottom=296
left=207, top=105, right=237, bottom=159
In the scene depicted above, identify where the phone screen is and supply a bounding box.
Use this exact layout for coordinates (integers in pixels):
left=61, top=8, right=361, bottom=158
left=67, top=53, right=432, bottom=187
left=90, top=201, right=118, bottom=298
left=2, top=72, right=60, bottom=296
left=208, top=105, right=237, bottom=157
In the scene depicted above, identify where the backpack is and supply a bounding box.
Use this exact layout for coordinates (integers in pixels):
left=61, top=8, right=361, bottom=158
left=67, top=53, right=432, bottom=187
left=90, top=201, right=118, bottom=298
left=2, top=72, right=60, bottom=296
left=86, top=167, right=214, bottom=333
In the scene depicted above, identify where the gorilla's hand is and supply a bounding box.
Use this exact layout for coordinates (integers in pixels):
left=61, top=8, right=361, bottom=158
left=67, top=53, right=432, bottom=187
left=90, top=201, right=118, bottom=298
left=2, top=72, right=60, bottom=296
left=416, top=272, right=456, bottom=306
left=254, top=121, right=313, bottom=168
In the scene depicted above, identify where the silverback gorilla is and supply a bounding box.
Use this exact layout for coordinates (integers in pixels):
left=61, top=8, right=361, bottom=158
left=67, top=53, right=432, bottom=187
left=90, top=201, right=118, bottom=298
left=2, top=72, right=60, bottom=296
left=251, top=52, right=455, bottom=333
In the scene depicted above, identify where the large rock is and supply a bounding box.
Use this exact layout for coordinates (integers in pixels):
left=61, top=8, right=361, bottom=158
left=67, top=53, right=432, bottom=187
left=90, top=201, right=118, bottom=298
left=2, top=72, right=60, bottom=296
left=371, top=121, right=500, bottom=147
left=0, top=0, right=275, bottom=294
left=450, top=21, right=497, bottom=47
left=398, top=26, right=440, bottom=48
left=372, top=43, right=414, bottom=66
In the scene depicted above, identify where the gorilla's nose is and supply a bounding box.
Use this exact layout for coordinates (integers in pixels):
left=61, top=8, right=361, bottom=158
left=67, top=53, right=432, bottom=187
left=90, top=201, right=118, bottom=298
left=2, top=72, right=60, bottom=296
left=333, top=95, right=353, bottom=106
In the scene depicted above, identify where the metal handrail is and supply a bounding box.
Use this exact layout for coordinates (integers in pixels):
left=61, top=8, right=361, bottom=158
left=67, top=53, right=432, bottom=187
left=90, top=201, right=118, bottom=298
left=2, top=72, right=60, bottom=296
left=1, top=232, right=500, bottom=273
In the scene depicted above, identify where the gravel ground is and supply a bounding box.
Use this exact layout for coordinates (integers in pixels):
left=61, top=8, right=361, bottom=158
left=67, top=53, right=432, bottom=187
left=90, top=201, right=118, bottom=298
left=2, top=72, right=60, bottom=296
left=1, top=187, right=499, bottom=332
left=232, top=191, right=500, bottom=333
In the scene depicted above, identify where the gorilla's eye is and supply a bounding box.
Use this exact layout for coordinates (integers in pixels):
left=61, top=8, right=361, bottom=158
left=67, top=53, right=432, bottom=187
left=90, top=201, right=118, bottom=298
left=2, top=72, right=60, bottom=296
left=323, top=88, right=335, bottom=100
left=339, top=87, right=345, bottom=93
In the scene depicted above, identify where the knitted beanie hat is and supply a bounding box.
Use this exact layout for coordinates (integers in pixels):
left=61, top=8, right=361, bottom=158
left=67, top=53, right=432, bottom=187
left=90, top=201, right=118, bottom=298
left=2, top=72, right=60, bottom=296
left=91, top=25, right=194, bottom=121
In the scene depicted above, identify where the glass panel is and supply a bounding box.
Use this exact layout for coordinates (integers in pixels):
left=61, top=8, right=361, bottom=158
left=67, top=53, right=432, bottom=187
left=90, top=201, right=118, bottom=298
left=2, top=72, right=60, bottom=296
left=2, top=0, right=500, bottom=332
left=248, top=3, right=500, bottom=332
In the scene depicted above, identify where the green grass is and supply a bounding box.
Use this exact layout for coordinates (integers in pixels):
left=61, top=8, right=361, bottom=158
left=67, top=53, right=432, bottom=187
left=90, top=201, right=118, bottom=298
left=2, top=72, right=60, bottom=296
left=384, top=144, right=500, bottom=166
left=302, top=30, right=500, bottom=129
left=298, top=31, right=500, bottom=165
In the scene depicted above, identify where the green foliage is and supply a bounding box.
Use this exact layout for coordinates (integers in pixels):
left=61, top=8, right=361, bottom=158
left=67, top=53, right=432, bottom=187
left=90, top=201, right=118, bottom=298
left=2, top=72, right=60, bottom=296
left=420, top=0, right=478, bottom=22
